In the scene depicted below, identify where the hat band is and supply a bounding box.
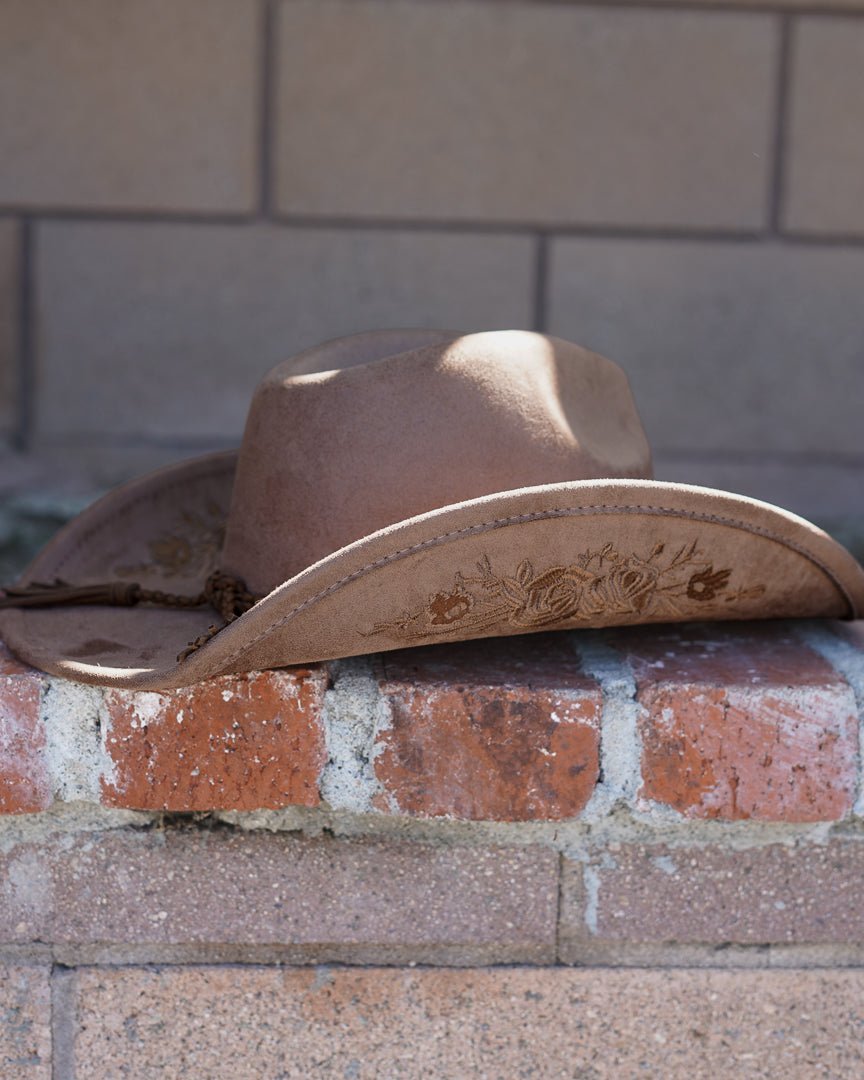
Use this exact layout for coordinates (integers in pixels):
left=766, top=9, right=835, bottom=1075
left=0, top=571, right=260, bottom=661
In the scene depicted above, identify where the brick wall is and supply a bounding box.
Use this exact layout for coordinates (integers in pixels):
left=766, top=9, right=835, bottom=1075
left=3, top=620, right=864, bottom=1072
left=1, top=0, right=863, bottom=576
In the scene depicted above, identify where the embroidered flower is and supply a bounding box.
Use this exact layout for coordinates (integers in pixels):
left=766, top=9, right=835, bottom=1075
left=584, top=556, right=661, bottom=615
left=115, top=504, right=226, bottom=580
left=429, top=590, right=473, bottom=625
left=368, top=540, right=761, bottom=640
left=148, top=536, right=193, bottom=574
left=686, top=566, right=732, bottom=602
left=497, top=561, right=592, bottom=627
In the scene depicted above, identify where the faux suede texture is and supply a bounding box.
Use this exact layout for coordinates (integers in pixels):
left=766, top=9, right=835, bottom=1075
left=221, top=332, right=653, bottom=591
left=1, top=330, right=863, bottom=689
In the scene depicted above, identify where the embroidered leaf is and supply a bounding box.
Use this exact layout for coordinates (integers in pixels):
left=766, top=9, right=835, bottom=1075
left=516, top=559, right=534, bottom=586
left=499, top=578, right=528, bottom=605
left=565, top=566, right=596, bottom=585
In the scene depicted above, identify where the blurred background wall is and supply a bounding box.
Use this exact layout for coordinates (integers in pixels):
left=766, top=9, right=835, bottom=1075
left=0, top=0, right=862, bottom=574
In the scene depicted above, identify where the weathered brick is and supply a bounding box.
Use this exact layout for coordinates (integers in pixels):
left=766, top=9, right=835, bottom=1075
left=548, top=239, right=864, bottom=459
left=615, top=625, right=858, bottom=821
left=0, top=644, right=50, bottom=814
left=560, top=838, right=864, bottom=961
left=0, top=0, right=257, bottom=212
left=0, top=831, right=557, bottom=965
left=0, top=221, right=18, bottom=439
left=785, top=18, right=864, bottom=234
left=275, top=2, right=775, bottom=228
left=375, top=635, right=602, bottom=821
left=0, top=966, right=51, bottom=1078
left=35, top=222, right=533, bottom=442
left=70, top=967, right=864, bottom=1079
left=101, top=668, right=327, bottom=811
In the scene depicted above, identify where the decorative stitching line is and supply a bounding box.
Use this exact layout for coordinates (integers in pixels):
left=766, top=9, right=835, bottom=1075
left=212, top=502, right=855, bottom=669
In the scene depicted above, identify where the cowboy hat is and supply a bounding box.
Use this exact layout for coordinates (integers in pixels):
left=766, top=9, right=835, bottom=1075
left=1, top=329, right=862, bottom=689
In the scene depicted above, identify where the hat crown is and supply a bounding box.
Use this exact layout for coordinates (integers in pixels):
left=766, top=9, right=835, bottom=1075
left=221, top=330, right=652, bottom=593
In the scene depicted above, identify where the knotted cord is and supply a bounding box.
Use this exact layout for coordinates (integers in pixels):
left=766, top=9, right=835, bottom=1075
left=0, top=571, right=261, bottom=662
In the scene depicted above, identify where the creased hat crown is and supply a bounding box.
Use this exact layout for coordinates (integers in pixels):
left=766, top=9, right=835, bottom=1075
left=221, top=330, right=652, bottom=594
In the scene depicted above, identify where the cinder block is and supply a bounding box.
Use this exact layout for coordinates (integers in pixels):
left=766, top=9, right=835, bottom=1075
left=274, top=1, right=775, bottom=228
left=561, top=838, right=864, bottom=961
left=785, top=18, right=864, bottom=234
left=651, top=455, right=864, bottom=528
left=0, top=0, right=258, bottom=212
left=547, top=238, right=864, bottom=458
left=35, top=222, right=534, bottom=441
left=0, top=966, right=51, bottom=1078
left=101, top=668, right=328, bottom=812
left=375, top=635, right=602, bottom=821
left=0, top=222, right=18, bottom=439
left=69, top=967, right=864, bottom=1078
left=615, top=624, right=857, bottom=821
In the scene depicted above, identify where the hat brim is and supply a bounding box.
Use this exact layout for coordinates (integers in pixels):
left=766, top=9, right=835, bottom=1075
left=2, top=450, right=863, bottom=689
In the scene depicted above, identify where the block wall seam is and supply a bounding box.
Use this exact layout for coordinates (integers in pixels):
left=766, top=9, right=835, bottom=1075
left=6, top=209, right=864, bottom=246
left=50, top=965, right=76, bottom=1080
left=14, top=217, right=31, bottom=453
left=767, top=13, right=793, bottom=232
left=531, top=232, right=549, bottom=333
left=257, top=0, right=277, bottom=217
left=554, top=850, right=564, bottom=960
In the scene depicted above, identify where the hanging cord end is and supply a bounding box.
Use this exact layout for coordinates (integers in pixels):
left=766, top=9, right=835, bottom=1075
left=0, top=571, right=261, bottom=663
left=0, top=580, right=142, bottom=609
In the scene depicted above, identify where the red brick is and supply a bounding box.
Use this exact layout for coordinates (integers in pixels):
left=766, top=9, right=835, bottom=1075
left=615, top=625, right=857, bottom=821
left=0, top=644, right=51, bottom=814
left=620, top=622, right=842, bottom=687
left=560, top=838, right=864, bottom=961
left=374, top=635, right=601, bottom=821
left=101, top=667, right=327, bottom=811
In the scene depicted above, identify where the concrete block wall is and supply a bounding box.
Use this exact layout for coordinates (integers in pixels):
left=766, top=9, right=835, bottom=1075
left=0, top=0, right=863, bottom=571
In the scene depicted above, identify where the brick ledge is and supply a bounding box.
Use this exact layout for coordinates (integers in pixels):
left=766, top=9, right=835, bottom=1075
left=1, top=621, right=862, bottom=822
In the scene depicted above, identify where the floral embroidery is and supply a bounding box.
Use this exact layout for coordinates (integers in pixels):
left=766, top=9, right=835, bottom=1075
left=115, top=501, right=226, bottom=581
left=369, top=540, right=764, bottom=640
left=686, top=566, right=732, bottom=601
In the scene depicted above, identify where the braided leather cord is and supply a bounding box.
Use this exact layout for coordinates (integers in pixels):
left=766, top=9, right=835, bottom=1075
left=0, top=571, right=261, bottom=662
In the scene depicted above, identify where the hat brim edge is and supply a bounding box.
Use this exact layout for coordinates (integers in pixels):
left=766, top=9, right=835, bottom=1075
left=2, top=451, right=863, bottom=689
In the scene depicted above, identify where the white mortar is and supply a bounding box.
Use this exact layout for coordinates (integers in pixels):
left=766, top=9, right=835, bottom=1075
left=319, top=657, right=391, bottom=814
left=575, top=635, right=646, bottom=821
left=42, top=678, right=116, bottom=803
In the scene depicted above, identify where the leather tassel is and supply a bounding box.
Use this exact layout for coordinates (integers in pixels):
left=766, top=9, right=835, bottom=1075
left=0, top=580, right=141, bottom=609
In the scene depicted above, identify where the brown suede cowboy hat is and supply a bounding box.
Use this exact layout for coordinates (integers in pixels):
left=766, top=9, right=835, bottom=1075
left=2, top=329, right=863, bottom=690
